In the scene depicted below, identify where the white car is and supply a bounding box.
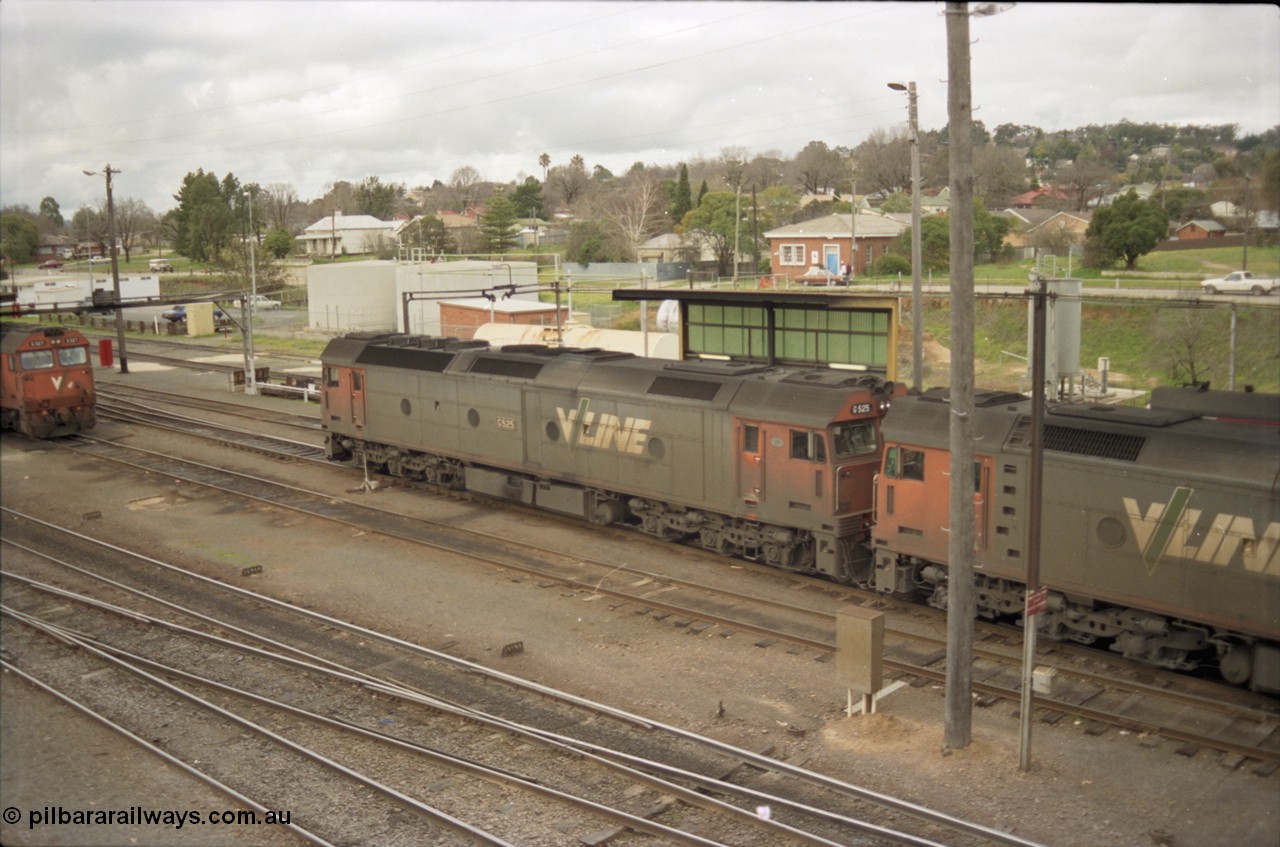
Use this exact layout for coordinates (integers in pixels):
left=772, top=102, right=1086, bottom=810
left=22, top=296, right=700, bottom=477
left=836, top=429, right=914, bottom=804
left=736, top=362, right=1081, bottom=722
left=1200, top=271, right=1279, bottom=295
left=232, top=294, right=282, bottom=310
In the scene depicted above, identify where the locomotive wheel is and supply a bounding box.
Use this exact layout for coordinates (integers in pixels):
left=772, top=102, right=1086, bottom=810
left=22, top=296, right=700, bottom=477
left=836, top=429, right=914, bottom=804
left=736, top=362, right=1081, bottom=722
left=1219, top=643, right=1253, bottom=686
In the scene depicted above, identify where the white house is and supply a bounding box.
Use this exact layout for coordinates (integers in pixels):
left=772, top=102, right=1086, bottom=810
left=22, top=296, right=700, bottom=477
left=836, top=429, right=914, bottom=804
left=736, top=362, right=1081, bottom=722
left=297, top=212, right=401, bottom=257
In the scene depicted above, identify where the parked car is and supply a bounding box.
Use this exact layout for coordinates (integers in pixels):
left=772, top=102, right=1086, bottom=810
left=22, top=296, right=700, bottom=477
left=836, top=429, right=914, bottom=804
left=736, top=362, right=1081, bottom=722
left=232, top=294, right=282, bottom=310
left=88, top=255, right=111, bottom=264
left=148, top=258, right=174, bottom=273
left=162, top=304, right=225, bottom=323
left=38, top=260, right=63, bottom=270
left=1200, top=270, right=1280, bottom=295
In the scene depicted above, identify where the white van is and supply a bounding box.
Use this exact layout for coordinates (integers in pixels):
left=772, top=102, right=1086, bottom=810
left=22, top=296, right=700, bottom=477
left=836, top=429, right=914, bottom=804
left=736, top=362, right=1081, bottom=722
left=149, top=258, right=174, bottom=272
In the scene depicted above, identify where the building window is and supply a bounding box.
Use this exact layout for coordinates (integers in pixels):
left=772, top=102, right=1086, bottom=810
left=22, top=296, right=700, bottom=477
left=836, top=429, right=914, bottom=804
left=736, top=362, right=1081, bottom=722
left=779, top=243, right=806, bottom=266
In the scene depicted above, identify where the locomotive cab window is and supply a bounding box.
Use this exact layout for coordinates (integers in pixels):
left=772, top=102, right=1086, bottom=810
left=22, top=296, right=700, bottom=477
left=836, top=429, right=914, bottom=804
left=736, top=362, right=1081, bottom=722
left=790, top=430, right=826, bottom=463
left=832, top=420, right=877, bottom=458
left=743, top=424, right=760, bottom=454
left=324, top=367, right=340, bottom=388
left=885, top=446, right=924, bottom=481
left=57, top=347, right=87, bottom=366
left=19, top=350, right=54, bottom=370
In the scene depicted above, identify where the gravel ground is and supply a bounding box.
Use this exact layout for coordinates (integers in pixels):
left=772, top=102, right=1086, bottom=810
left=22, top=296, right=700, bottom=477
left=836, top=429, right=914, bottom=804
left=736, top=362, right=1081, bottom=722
left=2, top=364, right=1278, bottom=847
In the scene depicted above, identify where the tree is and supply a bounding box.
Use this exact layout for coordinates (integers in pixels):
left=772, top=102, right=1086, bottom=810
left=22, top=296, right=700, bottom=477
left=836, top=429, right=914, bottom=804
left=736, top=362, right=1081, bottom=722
left=792, top=140, right=845, bottom=195
left=1085, top=189, right=1169, bottom=270
left=477, top=191, right=519, bottom=252
left=602, top=172, right=666, bottom=254
left=566, top=218, right=630, bottom=265
left=546, top=155, right=591, bottom=210
left=447, top=166, right=483, bottom=211
left=105, top=197, right=154, bottom=262
left=972, top=145, right=1028, bottom=209
left=262, top=228, right=296, bottom=259
left=38, top=197, right=64, bottom=235
left=679, top=191, right=744, bottom=275
left=353, top=176, right=404, bottom=219
left=512, top=177, right=544, bottom=220
left=263, top=183, right=301, bottom=232
left=171, top=169, right=238, bottom=261
left=403, top=215, right=455, bottom=255
left=853, top=128, right=911, bottom=198
left=895, top=203, right=1009, bottom=269
left=1, top=213, right=39, bottom=264
left=669, top=164, right=693, bottom=223
left=538, top=153, right=550, bottom=180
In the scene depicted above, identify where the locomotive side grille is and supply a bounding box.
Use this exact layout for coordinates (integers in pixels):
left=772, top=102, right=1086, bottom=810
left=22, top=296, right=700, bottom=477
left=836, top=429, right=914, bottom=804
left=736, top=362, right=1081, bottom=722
left=647, top=376, right=721, bottom=401
left=1043, top=424, right=1145, bottom=462
left=469, top=357, right=545, bottom=380
left=355, top=346, right=455, bottom=372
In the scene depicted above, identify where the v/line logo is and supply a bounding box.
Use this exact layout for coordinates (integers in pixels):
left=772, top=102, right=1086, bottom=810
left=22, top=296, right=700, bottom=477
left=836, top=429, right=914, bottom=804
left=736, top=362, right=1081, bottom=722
left=1124, top=486, right=1280, bottom=577
left=556, top=399, right=652, bottom=455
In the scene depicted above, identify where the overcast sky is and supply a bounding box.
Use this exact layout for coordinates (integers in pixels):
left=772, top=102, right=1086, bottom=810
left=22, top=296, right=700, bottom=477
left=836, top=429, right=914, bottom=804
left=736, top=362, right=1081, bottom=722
left=2, top=1, right=1277, bottom=217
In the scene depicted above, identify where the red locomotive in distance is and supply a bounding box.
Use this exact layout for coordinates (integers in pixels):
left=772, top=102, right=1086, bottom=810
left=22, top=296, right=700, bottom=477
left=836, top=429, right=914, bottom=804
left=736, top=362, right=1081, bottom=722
left=1, top=323, right=97, bottom=437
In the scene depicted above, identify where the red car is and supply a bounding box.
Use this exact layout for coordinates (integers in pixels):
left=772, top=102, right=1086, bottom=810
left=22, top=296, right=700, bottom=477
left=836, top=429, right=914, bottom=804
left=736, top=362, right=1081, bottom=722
left=38, top=260, right=63, bottom=269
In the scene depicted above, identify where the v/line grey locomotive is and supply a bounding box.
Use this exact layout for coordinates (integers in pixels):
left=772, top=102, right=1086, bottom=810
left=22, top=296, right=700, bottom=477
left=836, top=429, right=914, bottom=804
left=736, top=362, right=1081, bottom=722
left=320, top=332, right=1280, bottom=694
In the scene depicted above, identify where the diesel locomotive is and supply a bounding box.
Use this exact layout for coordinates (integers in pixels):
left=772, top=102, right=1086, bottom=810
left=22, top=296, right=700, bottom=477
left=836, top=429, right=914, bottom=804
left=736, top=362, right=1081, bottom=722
left=1, top=323, right=97, bottom=437
left=320, top=332, right=1280, bottom=693
left=321, top=332, right=900, bottom=583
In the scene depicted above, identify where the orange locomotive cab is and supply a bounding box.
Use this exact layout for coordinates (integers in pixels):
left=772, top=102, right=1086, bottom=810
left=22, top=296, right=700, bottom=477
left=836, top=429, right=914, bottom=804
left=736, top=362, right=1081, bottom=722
left=0, top=324, right=97, bottom=437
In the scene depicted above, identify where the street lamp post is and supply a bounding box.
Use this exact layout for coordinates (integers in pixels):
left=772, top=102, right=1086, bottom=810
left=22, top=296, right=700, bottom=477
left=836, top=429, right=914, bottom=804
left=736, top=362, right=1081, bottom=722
left=84, top=166, right=127, bottom=374
left=888, top=81, right=923, bottom=393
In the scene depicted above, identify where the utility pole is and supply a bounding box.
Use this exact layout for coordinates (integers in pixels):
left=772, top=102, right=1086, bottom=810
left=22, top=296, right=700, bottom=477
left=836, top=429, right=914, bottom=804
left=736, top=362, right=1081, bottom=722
left=944, top=0, right=976, bottom=751
left=1020, top=274, right=1048, bottom=771
left=85, top=165, right=128, bottom=374
left=889, top=81, right=924, bottom=392
left=243, top=189, right=258, bottom=396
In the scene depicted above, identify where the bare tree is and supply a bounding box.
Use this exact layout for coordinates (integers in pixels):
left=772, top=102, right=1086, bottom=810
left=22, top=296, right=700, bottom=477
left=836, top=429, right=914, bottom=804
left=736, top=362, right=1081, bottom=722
left=602, top=172, right=668, bottom=252
left=972, top=145, right=1028, bottom=209
left=1056, top=155, right=1114, bottom=212
left=853, top=128, right=911, bottom=198
left=1155, top=307, right=1220, bottom=387
left=746, top=154, right=787, bottom=189
left=447, top=166, right=483, bottom=212
left=791, top=140, right=846, bottom=196
left=112, top=197, right=154, bottom=261
left=546, top=155, right=592, bottom=211
left=720, top=146, right=749, bottom=193
left=263, top=183, right=301, bottom=232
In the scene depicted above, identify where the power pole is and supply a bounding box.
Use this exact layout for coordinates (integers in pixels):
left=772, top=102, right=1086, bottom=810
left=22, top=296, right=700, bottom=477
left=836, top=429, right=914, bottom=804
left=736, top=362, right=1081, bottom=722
left=944, top=0, right=976, bottom=751
left=84, top=165, right=129, bottom=374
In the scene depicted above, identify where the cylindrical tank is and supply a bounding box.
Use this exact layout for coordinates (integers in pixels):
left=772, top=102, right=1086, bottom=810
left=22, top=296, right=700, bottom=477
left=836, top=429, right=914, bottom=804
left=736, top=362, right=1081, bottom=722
left=1027, top=277, right=1081, bottom=385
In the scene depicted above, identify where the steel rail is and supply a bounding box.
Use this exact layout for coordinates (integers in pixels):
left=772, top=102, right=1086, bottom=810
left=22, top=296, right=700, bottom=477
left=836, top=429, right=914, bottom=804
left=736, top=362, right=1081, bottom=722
left=0, top=659, right=337, bottom=847
left=1, top=565, right=951, bottom=847
left=1, top=510, right=1042, bottom=847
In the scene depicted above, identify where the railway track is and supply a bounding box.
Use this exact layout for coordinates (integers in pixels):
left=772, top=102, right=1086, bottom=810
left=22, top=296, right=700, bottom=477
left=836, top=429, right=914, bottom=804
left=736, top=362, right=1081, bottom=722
left=2, top=513, right=1035, bottom=847
left=42, top=415, right=1280, bottom=774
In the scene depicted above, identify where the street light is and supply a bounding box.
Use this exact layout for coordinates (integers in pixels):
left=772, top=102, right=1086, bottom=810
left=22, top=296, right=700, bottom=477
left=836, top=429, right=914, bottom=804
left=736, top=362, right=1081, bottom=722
left=83, top=166, right=127, bottom=374
left=888, top=81, right=923, bottom=393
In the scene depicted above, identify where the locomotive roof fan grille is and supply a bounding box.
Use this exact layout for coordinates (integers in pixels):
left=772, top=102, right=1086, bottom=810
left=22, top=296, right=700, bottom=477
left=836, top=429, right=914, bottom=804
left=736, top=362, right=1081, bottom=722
left=1043, top=424, right=1146, bottom=462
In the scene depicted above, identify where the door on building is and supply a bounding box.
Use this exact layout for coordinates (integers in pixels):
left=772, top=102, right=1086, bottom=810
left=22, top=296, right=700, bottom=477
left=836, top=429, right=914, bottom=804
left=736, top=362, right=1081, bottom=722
left=824, top=245, right=841, bottom=275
